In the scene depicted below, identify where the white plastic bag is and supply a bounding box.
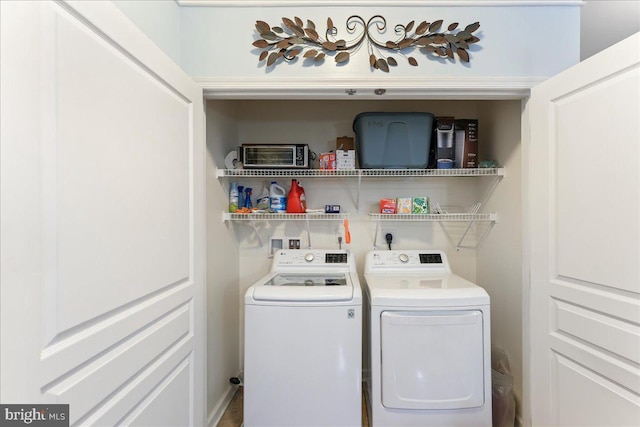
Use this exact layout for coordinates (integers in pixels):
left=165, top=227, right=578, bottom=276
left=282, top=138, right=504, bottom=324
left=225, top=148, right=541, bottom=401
left=491, top=346, right=516, bottom=427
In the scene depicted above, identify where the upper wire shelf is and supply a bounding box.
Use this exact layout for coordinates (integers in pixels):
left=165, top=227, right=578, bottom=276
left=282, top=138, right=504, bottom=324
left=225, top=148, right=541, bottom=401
left=216, top=168, right=504, bottom=178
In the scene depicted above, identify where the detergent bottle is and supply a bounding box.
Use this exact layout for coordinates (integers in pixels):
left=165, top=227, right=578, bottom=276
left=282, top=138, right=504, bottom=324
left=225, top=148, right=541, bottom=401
left=286, top=179, right=307, bottom=213
left=269, top=181, right=286, bottom=213
left=256, top=184, right=270, bottom=210
left=298, top=181, right=307, bottom=212
left=229, top=182, right=239, bottom=212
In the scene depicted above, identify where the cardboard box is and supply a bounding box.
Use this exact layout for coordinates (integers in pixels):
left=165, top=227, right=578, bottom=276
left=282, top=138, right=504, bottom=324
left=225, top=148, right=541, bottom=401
left=455, top=119, right=479, bottom=168
left=336, top=136, right=357, bottom=169
left=336, top=150, right=356, bottom=170
left=396, top=197, right=412, bottom=214
left=412, top=197, right=430, bottom=214
left=319, top=152, right=336, bottom=170
left=336, top=136, right=355, bottom=151
left=380, top=198, right=397, bottom=214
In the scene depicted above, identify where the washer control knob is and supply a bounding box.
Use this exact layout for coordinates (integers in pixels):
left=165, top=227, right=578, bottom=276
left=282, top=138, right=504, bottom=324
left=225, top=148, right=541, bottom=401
left=304, top=253, right=315, bottom=262
left=399, top=253, right=409, bottom=263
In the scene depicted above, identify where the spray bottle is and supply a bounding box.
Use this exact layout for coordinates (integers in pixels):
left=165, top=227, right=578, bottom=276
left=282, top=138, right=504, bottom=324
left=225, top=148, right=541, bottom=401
left=244, top=187, right=253, bottom=209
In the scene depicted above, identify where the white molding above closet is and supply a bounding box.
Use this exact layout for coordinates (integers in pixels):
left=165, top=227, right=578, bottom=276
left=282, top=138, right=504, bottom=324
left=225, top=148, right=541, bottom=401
left=197, top=77, right=543, bottom=100
left=177, top=1, right=583, bottom=7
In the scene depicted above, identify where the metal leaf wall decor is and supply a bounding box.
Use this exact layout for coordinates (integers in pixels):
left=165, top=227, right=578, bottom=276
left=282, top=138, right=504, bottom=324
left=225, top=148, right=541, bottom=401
left=252, top=16, right=480, bottom=72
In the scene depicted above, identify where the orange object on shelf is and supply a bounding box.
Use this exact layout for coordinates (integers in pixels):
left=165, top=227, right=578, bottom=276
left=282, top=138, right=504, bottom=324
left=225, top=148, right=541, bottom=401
left=343, top=218, right=351, bottom=244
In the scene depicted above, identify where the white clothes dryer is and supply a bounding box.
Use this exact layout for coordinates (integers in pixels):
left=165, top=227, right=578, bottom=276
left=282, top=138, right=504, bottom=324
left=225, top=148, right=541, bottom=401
left=363, top=250, right=491, bottom=427
left=244, top=249, right=362, bottom=427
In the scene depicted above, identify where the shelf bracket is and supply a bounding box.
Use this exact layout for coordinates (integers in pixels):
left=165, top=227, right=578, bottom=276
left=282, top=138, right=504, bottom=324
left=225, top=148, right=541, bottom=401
left=456, top=203, right=481, bottom=252
left=249, top=216, right=265, bottom=249
left=305, top=215, right=312, bottom=249
left=356, top=171, right=362, bottom=213
left=372, top=219, right=380, bottom=250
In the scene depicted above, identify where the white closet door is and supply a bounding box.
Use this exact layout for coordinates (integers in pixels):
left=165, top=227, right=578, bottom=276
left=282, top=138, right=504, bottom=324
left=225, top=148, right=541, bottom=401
left=0, top=1, right=205, bottom=425
left=529, top=33, right=640, bottom=426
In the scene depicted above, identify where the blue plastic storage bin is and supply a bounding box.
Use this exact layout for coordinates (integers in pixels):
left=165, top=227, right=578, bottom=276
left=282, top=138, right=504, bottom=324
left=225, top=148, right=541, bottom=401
left=353, top=112, right=435, bottom=169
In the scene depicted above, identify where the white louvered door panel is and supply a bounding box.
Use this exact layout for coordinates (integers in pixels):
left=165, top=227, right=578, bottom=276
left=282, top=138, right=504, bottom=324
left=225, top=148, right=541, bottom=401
left=0, top=1, right=205, bottom=425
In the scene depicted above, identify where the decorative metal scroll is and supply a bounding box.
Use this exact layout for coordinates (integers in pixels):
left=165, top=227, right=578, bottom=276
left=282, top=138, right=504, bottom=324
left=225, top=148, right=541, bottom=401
left=252, top=16, right=480, bottom=72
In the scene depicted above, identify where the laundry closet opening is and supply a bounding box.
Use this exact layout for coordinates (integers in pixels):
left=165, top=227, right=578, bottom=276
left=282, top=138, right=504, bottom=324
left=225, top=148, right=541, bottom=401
left=204, top=97, right=524, bottom=414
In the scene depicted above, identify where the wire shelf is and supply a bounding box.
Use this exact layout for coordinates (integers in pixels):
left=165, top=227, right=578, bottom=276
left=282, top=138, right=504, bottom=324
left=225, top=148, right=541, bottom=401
left=217, top=169, right=360, bottom=178
left=223, top=212, right=349, bottom=221
left=216, top=168, right=504, bottom=178
left=360, top=168, right=504, bottom=177
left=369, top=213, right=497, bottom=222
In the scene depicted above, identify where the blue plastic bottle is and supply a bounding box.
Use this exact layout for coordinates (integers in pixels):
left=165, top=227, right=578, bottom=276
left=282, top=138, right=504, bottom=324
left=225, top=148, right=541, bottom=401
left=244, top=187, right=253, bottom=209
left=238, top=185, right=245, bottom=209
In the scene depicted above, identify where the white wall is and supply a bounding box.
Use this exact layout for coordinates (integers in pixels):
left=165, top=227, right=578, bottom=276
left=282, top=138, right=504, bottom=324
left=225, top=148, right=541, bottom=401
left=114, top=0, right=640, bottom=75
left=205, top=101, right=242, bottom=424
left=112, top=0, right=182, bottom=65
left=581, top=0, right=640, bottom=60
left=476, top=100, right=524, bottom=415
left=180, top=4, right=580, bottom=79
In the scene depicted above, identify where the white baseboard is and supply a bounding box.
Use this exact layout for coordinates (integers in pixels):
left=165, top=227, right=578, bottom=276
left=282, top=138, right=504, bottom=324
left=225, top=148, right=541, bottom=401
left=207, top=384, right=238, bottom=427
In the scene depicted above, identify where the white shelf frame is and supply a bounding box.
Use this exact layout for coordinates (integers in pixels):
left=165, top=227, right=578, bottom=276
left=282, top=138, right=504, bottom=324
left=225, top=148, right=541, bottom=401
left=218, top=169, right=503, bottom=250
left=222, top=212, right=349, bottom=249
left=370, top=208, right=497, bottom=252
left=369, top=213, right=497, bottom=222
left=216, top=167, right=504, bottom=178
left=217, top=167, right=504, bottom=212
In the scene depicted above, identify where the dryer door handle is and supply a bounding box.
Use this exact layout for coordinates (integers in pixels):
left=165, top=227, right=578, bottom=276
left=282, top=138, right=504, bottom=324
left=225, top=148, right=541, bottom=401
left=384, top=311, right=481, bottom=326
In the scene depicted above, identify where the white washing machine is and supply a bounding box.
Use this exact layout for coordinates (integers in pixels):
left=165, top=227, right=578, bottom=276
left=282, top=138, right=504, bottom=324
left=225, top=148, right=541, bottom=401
left=244, top=249, right=362, bottom=427
left=363, top=250, right=492, bottom=427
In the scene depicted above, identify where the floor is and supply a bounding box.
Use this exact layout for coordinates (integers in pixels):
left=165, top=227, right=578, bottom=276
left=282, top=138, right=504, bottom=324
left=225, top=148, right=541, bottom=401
left=216, top=386, right=370, bottom=427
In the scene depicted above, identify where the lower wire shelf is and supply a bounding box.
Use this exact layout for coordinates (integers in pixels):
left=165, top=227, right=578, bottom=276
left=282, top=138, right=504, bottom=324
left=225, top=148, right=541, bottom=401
left=369, top=213, right=497, bottom=222
left=369, top=211, right=497, bottom=252
left=223, top=212, right=349, bottom=221
left=222, top=211, right=497, bottom=251
left=222, top=212, right=349, bottom=249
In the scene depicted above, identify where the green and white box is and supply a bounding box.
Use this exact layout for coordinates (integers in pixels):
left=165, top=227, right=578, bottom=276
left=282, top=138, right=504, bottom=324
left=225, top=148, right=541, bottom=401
left=412, top=197, right=430, bottom=214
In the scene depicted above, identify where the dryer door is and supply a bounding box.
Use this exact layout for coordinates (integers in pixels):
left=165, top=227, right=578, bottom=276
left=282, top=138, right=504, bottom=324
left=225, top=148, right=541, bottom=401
left=381, top=310, right=485, bottom=410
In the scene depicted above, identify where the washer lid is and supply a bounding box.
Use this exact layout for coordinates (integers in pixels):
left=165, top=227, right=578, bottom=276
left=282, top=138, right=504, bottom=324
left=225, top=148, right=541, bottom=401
left=253, top=273, right=354, bottom=302
left=365, top=273, right=489, bottom=306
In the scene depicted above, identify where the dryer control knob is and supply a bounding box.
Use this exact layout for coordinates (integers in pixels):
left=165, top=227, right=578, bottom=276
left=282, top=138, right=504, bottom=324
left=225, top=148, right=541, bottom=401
left=399, top=253, right=409, bottom=263
left=304, top=253, right=315, bottom=262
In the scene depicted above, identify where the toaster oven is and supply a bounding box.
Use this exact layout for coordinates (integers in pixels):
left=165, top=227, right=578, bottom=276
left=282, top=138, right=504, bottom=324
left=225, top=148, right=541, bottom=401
left=239, top=144, right=310, bottom=169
